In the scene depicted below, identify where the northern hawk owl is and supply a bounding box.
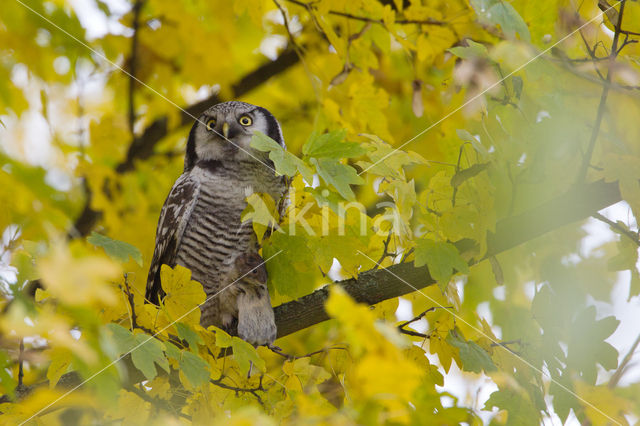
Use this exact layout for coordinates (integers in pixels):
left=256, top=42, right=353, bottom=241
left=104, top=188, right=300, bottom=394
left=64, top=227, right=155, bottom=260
left=145, top=101, right=286, bottom=345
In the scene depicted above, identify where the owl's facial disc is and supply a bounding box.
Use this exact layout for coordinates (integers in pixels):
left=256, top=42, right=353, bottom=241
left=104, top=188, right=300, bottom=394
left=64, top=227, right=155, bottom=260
left=187, top=102, right=282, bottom=169
left=197, top=110, right=264, bottom=161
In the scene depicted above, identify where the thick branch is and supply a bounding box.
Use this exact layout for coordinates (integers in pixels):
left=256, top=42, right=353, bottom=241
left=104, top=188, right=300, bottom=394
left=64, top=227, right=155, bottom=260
left=274, top=180, right=621, bottom=338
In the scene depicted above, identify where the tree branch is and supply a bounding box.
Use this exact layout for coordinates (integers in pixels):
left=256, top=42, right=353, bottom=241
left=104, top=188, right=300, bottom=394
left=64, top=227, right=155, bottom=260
left=0, top=179, right=625, bottom=406
left=274, top=179, right=621, bottom=338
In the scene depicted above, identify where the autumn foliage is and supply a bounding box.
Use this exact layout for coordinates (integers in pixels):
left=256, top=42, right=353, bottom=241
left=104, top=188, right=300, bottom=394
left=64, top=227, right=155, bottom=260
left=1, top=0, right=640, bottom=424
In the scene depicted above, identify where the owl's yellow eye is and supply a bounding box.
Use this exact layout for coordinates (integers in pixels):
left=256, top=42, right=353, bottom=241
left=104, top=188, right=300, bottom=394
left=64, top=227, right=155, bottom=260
left=206, top=119, right=216, bottom=131
left=239, top=116, right=252, bottom=126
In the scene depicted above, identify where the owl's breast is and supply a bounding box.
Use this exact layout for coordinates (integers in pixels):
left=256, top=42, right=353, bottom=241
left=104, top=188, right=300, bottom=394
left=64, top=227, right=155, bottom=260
left=175, top=161, right=285, bottom=294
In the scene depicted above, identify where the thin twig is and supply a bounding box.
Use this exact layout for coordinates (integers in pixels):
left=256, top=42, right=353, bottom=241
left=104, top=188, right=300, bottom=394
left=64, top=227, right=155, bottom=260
left=121, top=273, right=138, bottom=330
left=284, top=0, right=446, bottom=26
left=125, top=384, right=192, bottom=420
left=609, top=332, right=640, bottom=388
left=620, top=29, right=640, bottom=36
left=451, top=143, right=469, bottom=207
left=576, top=0, right=627, bottom=185
left=269, top=344, right=348, bottom=360
left=374, top=233, right=394, bottom=269
left=617, top=32, right=638, bottom=54
left=209, top=375, right=266, bottom=405
left=397, top=306, right=453, bottom=330
left=274, top=0, right=303, bottom=53
left=398, top=328, right=429, bottom=338
left=18, top=339, right=24, bottom=387
left=490, top=339, right=521, bottom=355
left=490, top=339, right=521, bottom=347
left=593, top=212, right=640, bottom=246
left=400, top=247, right=414, bottom=263
left=578, top=29, right=607, bottom=81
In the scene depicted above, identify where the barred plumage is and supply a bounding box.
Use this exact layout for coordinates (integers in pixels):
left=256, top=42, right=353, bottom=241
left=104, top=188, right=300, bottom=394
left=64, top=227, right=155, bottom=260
left=145, top=102, right=287, bottom=344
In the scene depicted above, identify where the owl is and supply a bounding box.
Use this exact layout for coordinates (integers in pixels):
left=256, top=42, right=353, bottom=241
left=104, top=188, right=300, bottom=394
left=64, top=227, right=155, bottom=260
left=145, top=101, right=287, bottom=342
left=232, top=252, right=277, bottom=346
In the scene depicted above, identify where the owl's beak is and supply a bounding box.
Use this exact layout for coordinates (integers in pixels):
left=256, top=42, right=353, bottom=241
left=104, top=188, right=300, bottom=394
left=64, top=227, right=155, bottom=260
left=222, top=122, right=230, bottom=139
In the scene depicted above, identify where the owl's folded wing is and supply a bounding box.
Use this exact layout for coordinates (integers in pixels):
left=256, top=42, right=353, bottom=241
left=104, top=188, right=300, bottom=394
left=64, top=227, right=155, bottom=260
left=145, top=173, right=200, bottom=304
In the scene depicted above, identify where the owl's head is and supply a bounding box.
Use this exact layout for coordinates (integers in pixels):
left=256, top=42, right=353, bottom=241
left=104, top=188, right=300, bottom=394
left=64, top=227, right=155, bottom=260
left=184, top=101, right=285, bottom=171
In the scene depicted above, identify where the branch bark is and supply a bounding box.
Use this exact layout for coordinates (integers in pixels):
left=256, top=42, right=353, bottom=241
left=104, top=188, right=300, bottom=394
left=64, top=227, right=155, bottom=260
left=274, top=179, right=621, bottom=338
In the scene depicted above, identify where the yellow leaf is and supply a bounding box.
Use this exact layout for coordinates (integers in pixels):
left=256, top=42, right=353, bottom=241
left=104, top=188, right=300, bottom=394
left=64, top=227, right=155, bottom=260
left=38, top=243, right=120, bottom=306
left=242, top=192, right=279, bottom=242
left=575, top=382, right=631, bottom=426
left=107, top=390, right=150, bottom=426
left=428, top=333, right=459, bottom=373
left=161, top=265, right=206, bottom=326
left=46, top=347, right=72, bottom=388
left=353, top=353, right=422, bottom=416
left=0, top=387, right=96, bottom=423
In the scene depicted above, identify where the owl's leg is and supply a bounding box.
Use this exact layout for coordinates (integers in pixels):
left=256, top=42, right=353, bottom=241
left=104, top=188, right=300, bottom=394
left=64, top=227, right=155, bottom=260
left=237, top=286, right=277, bottom=346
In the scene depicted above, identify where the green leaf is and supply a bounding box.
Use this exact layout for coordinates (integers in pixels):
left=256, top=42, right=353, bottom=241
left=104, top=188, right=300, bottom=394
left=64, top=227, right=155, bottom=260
left=0, top=350, right=16, bottom=398
left=450, top=163, right=489, bottom=188
left=131, top=332, right=169, bottom=380
left=303, top=130, right=366, bottom=159
left=262, top=230, right=318, bottom=299
left=176, top=322, right=203, bottom=353
left=566, top=306, right=619, bottom=384
left=87, top=232, right=142, bottom=266
left=106, top=323, right=137, bottom=354
left=447, top=40, right=489, bottom=59
left=180, top=351, right=210, bottom=388
left=210, top=326, right=233, bottom=348
left=250, top=131, right=314, bottom=182
left=446, top=330, right=496, bottom=373
left=470, top=0, right=531, bottom=42
left=241, top=192, right=279, bottom=242
left=47, top=347, right=72, bottom=388
left=456, top=129, right=489, bottom=159
left=107, top=324, right=168, bottom=380
left=414, top=239, right=469, bottom=289
left=164, top=341, right=182, bottom=361
left=355, top=134, right=427, bottom=178
left=232, top=337, right=266, bottom=376
left=511, top=76, right=523, bottom=99
left=311, top=158, right=364, bottom=201
left=484, top=388, right=539, bottom=426
left=608, top=236, right=640, bottom=298
left=487, top=2, right=530, bottom=42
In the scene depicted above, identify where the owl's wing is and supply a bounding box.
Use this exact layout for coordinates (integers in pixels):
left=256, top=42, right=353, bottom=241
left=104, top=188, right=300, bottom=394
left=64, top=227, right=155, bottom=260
left=145, top=173, right=200, bottom=304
